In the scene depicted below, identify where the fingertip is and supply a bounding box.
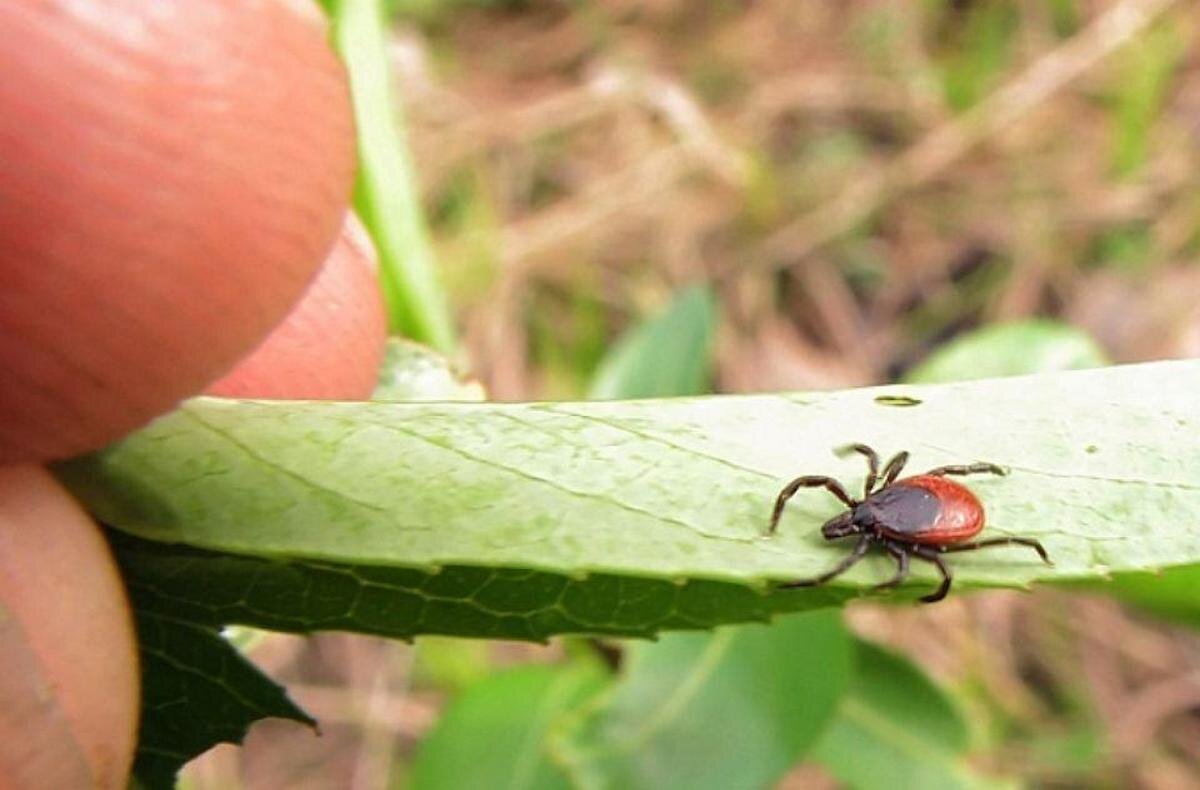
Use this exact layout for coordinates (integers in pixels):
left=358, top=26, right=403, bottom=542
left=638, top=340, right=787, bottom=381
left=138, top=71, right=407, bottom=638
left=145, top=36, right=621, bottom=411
left=0, top=0, right=356, bottom=461
left=205, top=214, right=388, bottom=401
left=0, top=466, right=139, bottom=788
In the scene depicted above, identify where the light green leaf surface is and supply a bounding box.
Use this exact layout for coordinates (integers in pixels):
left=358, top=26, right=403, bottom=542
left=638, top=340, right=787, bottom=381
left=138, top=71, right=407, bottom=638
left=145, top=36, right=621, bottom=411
left=411, top=662, right=609, bottom=790
left=58, top=361, right=1200, bottom=640
left=811, top=639, right=1006, bottom=790
left=551, top=610, right=851, bottom=790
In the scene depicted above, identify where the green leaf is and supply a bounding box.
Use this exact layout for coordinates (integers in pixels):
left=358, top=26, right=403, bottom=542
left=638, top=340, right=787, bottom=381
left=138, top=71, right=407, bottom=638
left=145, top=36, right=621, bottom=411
left=588, top=285, right=716, bottom=400
left=127, top=610, right=314, bottom=790
left=1087, top=564, right=1200, bottom=629
left=326, top=0, right=456, bottom=352
left=410, top=636, right=495, bottom=693
left=105, top=530, right=816, bottom=642
left=550, top=610, right=850, bottom=789
left=411, top=662, right=609, bottom=790
left=56, top=361, right=1200, bottom=641
left=811, top=639, right=1006, bottom=790
left=374, top=338, right=485, bottom=402
left=905, top=320, right=1108, bottom=384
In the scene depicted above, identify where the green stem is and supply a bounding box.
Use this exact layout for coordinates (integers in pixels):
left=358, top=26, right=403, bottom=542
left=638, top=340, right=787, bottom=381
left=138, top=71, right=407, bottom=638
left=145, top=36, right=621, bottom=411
left=327, top=0, right=456, bottom=353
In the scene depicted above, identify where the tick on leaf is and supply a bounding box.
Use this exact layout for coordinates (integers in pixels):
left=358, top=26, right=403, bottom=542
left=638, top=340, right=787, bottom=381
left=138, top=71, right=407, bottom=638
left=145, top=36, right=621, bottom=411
left=766, top=444, right=1052, bottom=603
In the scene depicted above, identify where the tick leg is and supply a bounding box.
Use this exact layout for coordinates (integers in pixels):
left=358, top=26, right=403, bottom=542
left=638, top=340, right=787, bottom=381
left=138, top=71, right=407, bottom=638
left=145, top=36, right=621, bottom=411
left=913, top=546, right=952, bottom=603
left=780, top=535, right=872, bottom=589
left=871, top=543, right=910, bottom=591
left=940, top=537, right=1053, bottom=566
left=768, top=476, right=856, bottom=535
left=924, top=462, right=1006, bottom=478
left=879, top=451, right=910, bottom=488
left=839, top=444, right=879, bottom=497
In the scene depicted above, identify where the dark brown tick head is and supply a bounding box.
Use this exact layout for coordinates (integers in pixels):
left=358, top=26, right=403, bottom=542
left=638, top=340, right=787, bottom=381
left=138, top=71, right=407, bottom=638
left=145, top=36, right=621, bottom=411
left=820, top=510, right=858, bottom=540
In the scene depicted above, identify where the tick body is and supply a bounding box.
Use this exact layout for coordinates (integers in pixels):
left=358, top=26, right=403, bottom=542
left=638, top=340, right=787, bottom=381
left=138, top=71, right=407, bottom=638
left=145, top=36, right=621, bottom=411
left=866, top=476, right=984, bottom=545
left=767, top=445, right=1052, bottom=603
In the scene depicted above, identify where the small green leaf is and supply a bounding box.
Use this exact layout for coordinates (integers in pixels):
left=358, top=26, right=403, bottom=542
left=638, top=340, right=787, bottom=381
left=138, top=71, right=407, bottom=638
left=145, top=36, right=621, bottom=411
left=1087, top=564, right=1200, bottom=629
left=374, top=339, right=485, bottom=402
left=588, top=285, right=716, bottom=400
left=127, top=610, right=314, bottom=790
left=411, top=662, right=609, bottom=790
left=551, top=610, right=851, bottom=790
left=905, top=320, right=1108, bottom=384
left=410, top=637, right=495, bottom=693
left=811, top=639, right=1007, bottom=790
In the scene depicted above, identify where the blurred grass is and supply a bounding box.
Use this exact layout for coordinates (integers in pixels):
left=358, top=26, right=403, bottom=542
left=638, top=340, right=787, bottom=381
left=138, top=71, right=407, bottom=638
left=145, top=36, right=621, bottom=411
left=936, top=0, right=1018, bottom=111
left=1109, top=23, right=1184, bottom=179
left=393, top=0, right=1197, bottom=397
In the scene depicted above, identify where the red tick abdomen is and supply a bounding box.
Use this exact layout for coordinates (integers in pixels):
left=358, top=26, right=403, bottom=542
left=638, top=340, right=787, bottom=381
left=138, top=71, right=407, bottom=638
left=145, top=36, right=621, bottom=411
left=875, top=475, right=985, bottom=545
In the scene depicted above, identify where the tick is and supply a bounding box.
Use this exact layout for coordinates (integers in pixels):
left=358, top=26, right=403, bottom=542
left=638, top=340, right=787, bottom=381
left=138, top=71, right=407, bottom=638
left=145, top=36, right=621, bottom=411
left=766, top=444, right=1052, bottom=603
